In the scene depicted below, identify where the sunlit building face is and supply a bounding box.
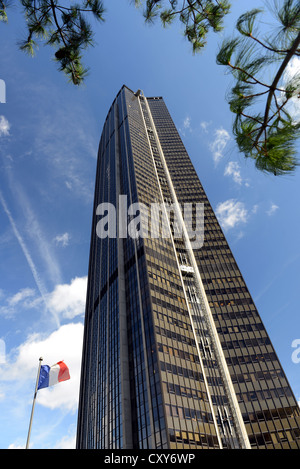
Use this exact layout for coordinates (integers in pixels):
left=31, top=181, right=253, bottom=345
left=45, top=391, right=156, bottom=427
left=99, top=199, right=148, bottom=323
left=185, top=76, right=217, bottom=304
left=76, top=86, right=300, bottom=450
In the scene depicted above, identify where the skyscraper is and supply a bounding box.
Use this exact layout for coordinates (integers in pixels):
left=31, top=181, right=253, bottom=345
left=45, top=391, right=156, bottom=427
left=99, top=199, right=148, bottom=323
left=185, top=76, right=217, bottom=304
left=76, top=85, right=300, bottom=450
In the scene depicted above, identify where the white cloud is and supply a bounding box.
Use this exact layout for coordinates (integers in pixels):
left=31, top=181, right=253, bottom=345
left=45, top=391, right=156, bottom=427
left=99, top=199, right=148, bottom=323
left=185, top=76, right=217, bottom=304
left=53, top=431, right=76, bottom=449
left=183, top=116, right=191, bottom=130
left=282, top=56, right=300, bottom=123
left=0, top=115, right=10, bottom=137
left=7, top=288, right=35, bottom=307
left=0, top=276, right=87, bottom=323
left=200, top=121, right=211, bottom=133
left=35, top=324, right=83, bottom=412
left=0, top=276, right=87, bottom=447
left=1, top=322, right=84, bottom=413
left=47, top=276, right=87, bottom=320
left=179, top=115, right=192, bottom=136
left=266, top=203, right=279, bottom=216
left=53, top=232, right=70, bottom=247
left=224, top=161, right=243, bottom=185
left=215, top=199, right=248, bottom=231
left=209, top=128, right=230, bottom=165
left=235, top=231, right=245, bottom=242
left=0, top=287, right=38, bottom=318
left=8, top=443, right=25, bottom=450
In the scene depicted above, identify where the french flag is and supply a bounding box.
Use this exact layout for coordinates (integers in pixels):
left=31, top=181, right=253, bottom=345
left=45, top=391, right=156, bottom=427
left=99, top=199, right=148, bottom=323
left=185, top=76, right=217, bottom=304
left=38, top=361, right=70, bottom=390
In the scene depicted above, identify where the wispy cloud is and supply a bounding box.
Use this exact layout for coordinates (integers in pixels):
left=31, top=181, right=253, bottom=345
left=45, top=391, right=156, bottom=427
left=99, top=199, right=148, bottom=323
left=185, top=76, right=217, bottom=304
left=266, top=203, right=279, bottom=216
left=53, top=431, right=76, bottom=450
left=7, top=288, right=36, bottom=307
left=224, top=161, right=251, bottom=187
left=53, top=232, right=70, bottom=247
left=224, top=161, right=243, bottom=185
left=200, top=121, right=212, bottom=133
left=183, top=116, right=191, bottom=130
left=0, top=287, right=37, bottom=318
left=179, top=115, right=193, bottom=136
left=5, top=79, right=97, bottom=204
left=31, top=101, right=97, bottom=203
left=4, top=163, right=63, bottom=288
left=209, top=128, right=230, bottom=165
left=0, top=191, right=58, bottom=323
left=215, top=199, right=248, bottom=231
left=0, top=116, right=10, bottom=137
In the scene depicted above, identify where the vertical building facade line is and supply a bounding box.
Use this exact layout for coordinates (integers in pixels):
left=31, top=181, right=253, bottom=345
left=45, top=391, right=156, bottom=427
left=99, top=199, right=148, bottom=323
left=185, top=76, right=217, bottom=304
left=137, top=92, right=225, bottom=448
left=140, top=92, right=251, bottom=449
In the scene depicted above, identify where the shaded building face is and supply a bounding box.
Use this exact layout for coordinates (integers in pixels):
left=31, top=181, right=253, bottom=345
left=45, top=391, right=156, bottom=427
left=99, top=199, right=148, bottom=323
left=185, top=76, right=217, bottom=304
left=76, top=86, right=300, bottom=450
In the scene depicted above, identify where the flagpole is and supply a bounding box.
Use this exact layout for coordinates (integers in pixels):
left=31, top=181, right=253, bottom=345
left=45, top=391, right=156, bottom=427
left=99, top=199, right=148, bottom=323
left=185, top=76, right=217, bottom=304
left=26, top=357, right=43, bottom=449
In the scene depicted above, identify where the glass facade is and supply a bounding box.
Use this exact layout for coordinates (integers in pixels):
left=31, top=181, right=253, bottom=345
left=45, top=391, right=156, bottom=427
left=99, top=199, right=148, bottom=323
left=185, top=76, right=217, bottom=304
left=76, top=85, right=300, bottom=449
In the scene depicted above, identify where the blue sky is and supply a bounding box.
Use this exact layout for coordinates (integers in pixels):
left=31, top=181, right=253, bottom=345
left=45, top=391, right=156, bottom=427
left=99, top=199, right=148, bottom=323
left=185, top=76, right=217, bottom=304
left=0, top=0, right=299, bottom=449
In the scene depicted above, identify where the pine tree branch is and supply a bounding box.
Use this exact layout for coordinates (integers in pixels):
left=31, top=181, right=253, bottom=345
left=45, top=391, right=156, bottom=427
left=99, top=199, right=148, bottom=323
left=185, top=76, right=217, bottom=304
left=254, top=29, right=300, bottom=145
left=227, top=61, right=270, bottom=89
left=249, top=32, right=299, bottom=55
